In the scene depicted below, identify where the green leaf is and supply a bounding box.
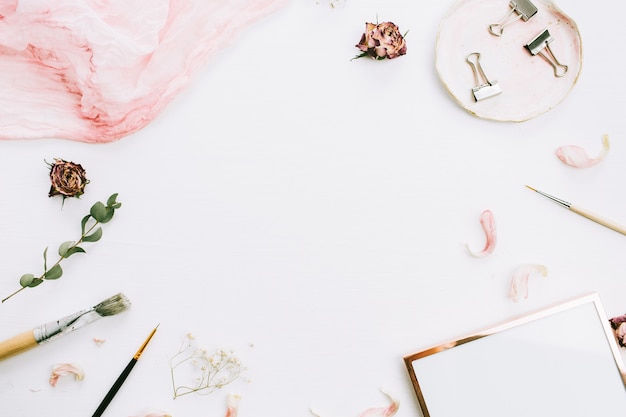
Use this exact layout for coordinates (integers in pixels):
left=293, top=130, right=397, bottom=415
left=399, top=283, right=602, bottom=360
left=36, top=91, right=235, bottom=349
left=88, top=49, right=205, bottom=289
left=90, top=201, right=107, bottom=222
left=65, top=246, right=86, bottom=257
left=43, top=247, right=49, bottom=270
left=90, top=202, right=114, bottom=223
left=58, top=241, right=75, bottom=257
left=44, top=264, right=63, bottom=280
left=19, top=273, right=35, bottom=287
left=81, top=214, right=91, bottom=235
left=83, top=227, right=103, bottom=242
left=29, top=278, right=44, bottom=287
left=101, top=208, right=114, bottom=223
left=107, top=193, right=119, bottom=207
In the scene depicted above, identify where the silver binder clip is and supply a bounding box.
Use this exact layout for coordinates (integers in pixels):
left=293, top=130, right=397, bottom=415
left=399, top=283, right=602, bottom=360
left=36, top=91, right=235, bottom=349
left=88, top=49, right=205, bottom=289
left=489, top=0, right=538, bottom=37
left=466, top=53, right=502, bottom=102
left=524, top=28, right=568, bottom=77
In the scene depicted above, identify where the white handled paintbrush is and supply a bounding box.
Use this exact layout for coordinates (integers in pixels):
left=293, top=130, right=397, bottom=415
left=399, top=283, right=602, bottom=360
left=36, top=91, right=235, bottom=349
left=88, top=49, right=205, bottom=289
left=0, top=293, right=131, bottom=361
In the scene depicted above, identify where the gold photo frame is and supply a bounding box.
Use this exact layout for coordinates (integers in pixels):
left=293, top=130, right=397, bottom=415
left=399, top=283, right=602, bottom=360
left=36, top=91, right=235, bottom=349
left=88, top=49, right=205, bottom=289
left=404, top=293, right=626, bottom=416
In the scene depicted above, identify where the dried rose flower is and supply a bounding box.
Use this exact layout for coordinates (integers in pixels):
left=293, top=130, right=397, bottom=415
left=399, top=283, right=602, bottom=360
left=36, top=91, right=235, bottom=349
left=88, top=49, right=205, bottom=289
left=47, top=158, right=89, bottom=200
left=354, top=21, right=407, bottom=60
left=609, top=314, right=626, bottom=348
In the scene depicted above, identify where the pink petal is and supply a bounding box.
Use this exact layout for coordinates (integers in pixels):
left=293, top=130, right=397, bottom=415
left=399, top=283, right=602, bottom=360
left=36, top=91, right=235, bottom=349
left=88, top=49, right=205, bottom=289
left=509, top=264, right=548, bottom=302
left=465, top=210, right=497, bottom=258
left=0, top=0, right=288, bottom=143
left=358, top=390, right=399, bottom=417
left=310, top=390, right=399, bottom=417
left=93, top=337, right=106, bottom=346
left=224, top=393, right=241, bottom=417
left=49, top=363, right=85, bottom=387
left=555, top=135, right=610, bottom=168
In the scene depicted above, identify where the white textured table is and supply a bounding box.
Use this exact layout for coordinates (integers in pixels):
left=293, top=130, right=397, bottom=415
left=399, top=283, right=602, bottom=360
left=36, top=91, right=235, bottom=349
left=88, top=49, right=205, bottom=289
left=1, top=1, right=625, bottom=416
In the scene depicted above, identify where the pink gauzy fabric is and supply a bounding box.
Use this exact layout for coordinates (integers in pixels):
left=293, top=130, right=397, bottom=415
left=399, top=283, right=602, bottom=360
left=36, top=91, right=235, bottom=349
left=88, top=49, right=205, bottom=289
left=0, top=0, right=288, bottom=143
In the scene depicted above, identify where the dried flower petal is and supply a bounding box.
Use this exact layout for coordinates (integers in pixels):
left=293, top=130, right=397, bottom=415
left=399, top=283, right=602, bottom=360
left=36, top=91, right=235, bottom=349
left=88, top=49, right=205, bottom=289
left=465, top=210, right=497, bottom=258
left=555, top=135, right=610, bottom=168
left=509, top=264, right=548, bottom=302
left=358, top=390, right=399, bottom=417
left=225, top=393, right=242, bottom=417
left=49, top=363, right=84, bottom=387
left=311, top=390, right=399, bottom=417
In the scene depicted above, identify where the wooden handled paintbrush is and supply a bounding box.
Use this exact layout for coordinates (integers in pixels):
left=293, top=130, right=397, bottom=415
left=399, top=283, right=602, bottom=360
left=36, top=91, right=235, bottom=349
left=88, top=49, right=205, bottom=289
left=0, top=293, right=131, bottom=361
left=526, top=185, right=626, bottom=235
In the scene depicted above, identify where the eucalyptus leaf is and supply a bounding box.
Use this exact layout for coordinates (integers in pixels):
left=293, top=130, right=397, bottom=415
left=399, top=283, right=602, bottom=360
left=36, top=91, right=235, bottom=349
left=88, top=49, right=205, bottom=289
left=83, top=227, right=103, bottom=242
left=90, top=201, right=107, bottom=222
left=29, top=278, right=44, bottom=288
left=58, top=241, right=75, bottom=257
left=43, top=247, right=48, bottom=270
left=19, top=273, right=35, bottom=288
left=65, top=246, right=86, bottom=257
left=101, top=208, right=114, bottom=223
left=81, top=214, right=91, bottom=235
left=44, top=264, right=63, bottom=280
left=107, top=193, right=119, bottom=207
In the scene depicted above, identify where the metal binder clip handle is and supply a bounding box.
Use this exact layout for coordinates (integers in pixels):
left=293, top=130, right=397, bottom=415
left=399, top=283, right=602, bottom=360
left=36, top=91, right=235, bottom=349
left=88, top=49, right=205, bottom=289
left=466, top=52, right=502, bottom=102
left=525, top=28, right=569, bottom=77
left=489, top=0, right=538, bottom=37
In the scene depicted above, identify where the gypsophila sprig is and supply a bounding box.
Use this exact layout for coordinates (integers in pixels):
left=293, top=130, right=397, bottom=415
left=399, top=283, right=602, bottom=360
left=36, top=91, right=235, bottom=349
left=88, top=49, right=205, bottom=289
left=2, top=194, right=121, bottom=303
left=169, top=333, right=244, bottom=399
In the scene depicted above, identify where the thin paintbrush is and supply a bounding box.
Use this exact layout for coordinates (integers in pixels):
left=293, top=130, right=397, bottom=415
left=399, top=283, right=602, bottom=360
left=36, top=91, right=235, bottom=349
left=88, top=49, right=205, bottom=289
left=92, top=325, right=159, bottom=417
left=526, top=185, right=626, bottom=235
left=0, top=293, right=131, bottom=361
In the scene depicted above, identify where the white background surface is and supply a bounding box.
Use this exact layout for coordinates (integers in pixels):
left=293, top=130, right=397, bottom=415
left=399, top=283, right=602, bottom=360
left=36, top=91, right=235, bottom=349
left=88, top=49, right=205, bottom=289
left=1, top=1, right=625, bottom=416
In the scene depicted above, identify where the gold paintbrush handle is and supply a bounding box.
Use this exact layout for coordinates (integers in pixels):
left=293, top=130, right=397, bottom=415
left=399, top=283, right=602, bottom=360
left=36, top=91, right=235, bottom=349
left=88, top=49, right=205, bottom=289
left=0, top=330, right=38, bottom=361
left=570, top=204, right=626, bottom=236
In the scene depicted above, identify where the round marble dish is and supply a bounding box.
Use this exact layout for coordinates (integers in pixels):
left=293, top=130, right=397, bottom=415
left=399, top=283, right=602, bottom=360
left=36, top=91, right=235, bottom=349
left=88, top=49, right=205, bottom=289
left=435, top=0, right=582, bottom=122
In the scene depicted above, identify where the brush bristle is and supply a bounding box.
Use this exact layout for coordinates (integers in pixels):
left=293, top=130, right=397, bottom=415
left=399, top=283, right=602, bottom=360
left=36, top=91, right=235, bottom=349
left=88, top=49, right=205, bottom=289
left=93, top=293, right=131, bottom=316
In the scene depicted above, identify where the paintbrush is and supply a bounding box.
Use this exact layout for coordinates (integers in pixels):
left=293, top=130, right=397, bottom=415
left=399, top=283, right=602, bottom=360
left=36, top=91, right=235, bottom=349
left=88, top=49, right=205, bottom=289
left=92, top=325, right=158, bottom=417
left=0, top=293, right=131, bottom=361
left=526, top=185, right=626, bottom=235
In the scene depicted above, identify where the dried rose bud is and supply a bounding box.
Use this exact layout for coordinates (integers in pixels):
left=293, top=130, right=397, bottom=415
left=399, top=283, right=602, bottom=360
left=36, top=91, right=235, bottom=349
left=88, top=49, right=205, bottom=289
left=47, top=158, right=89, bottom=200
left=354, top=21, right=407, bottom=60
left=609, top=314, right=626, bottom=348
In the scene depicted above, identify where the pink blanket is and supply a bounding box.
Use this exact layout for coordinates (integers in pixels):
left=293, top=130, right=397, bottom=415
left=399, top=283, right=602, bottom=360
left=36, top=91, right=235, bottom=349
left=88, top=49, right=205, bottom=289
left=0, top=0, right=288, bottom=143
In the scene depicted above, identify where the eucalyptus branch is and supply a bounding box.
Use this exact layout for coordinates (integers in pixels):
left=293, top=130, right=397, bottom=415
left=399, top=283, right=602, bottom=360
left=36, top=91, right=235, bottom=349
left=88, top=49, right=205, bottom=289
left=2, top=194, right=121, bottom=303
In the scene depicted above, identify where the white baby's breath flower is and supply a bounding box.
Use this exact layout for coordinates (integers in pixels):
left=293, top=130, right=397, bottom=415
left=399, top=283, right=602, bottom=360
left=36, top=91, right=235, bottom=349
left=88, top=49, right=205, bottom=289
left=169, top=334, right=245, bottom=399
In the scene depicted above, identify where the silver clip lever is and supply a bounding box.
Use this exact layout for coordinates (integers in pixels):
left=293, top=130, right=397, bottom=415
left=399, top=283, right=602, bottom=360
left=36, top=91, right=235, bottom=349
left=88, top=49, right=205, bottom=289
left=489, top=0, right=538, bottom=37
left=466, top=53, right=502, bottom=102
left=524, top=28, right=568, bottom=77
